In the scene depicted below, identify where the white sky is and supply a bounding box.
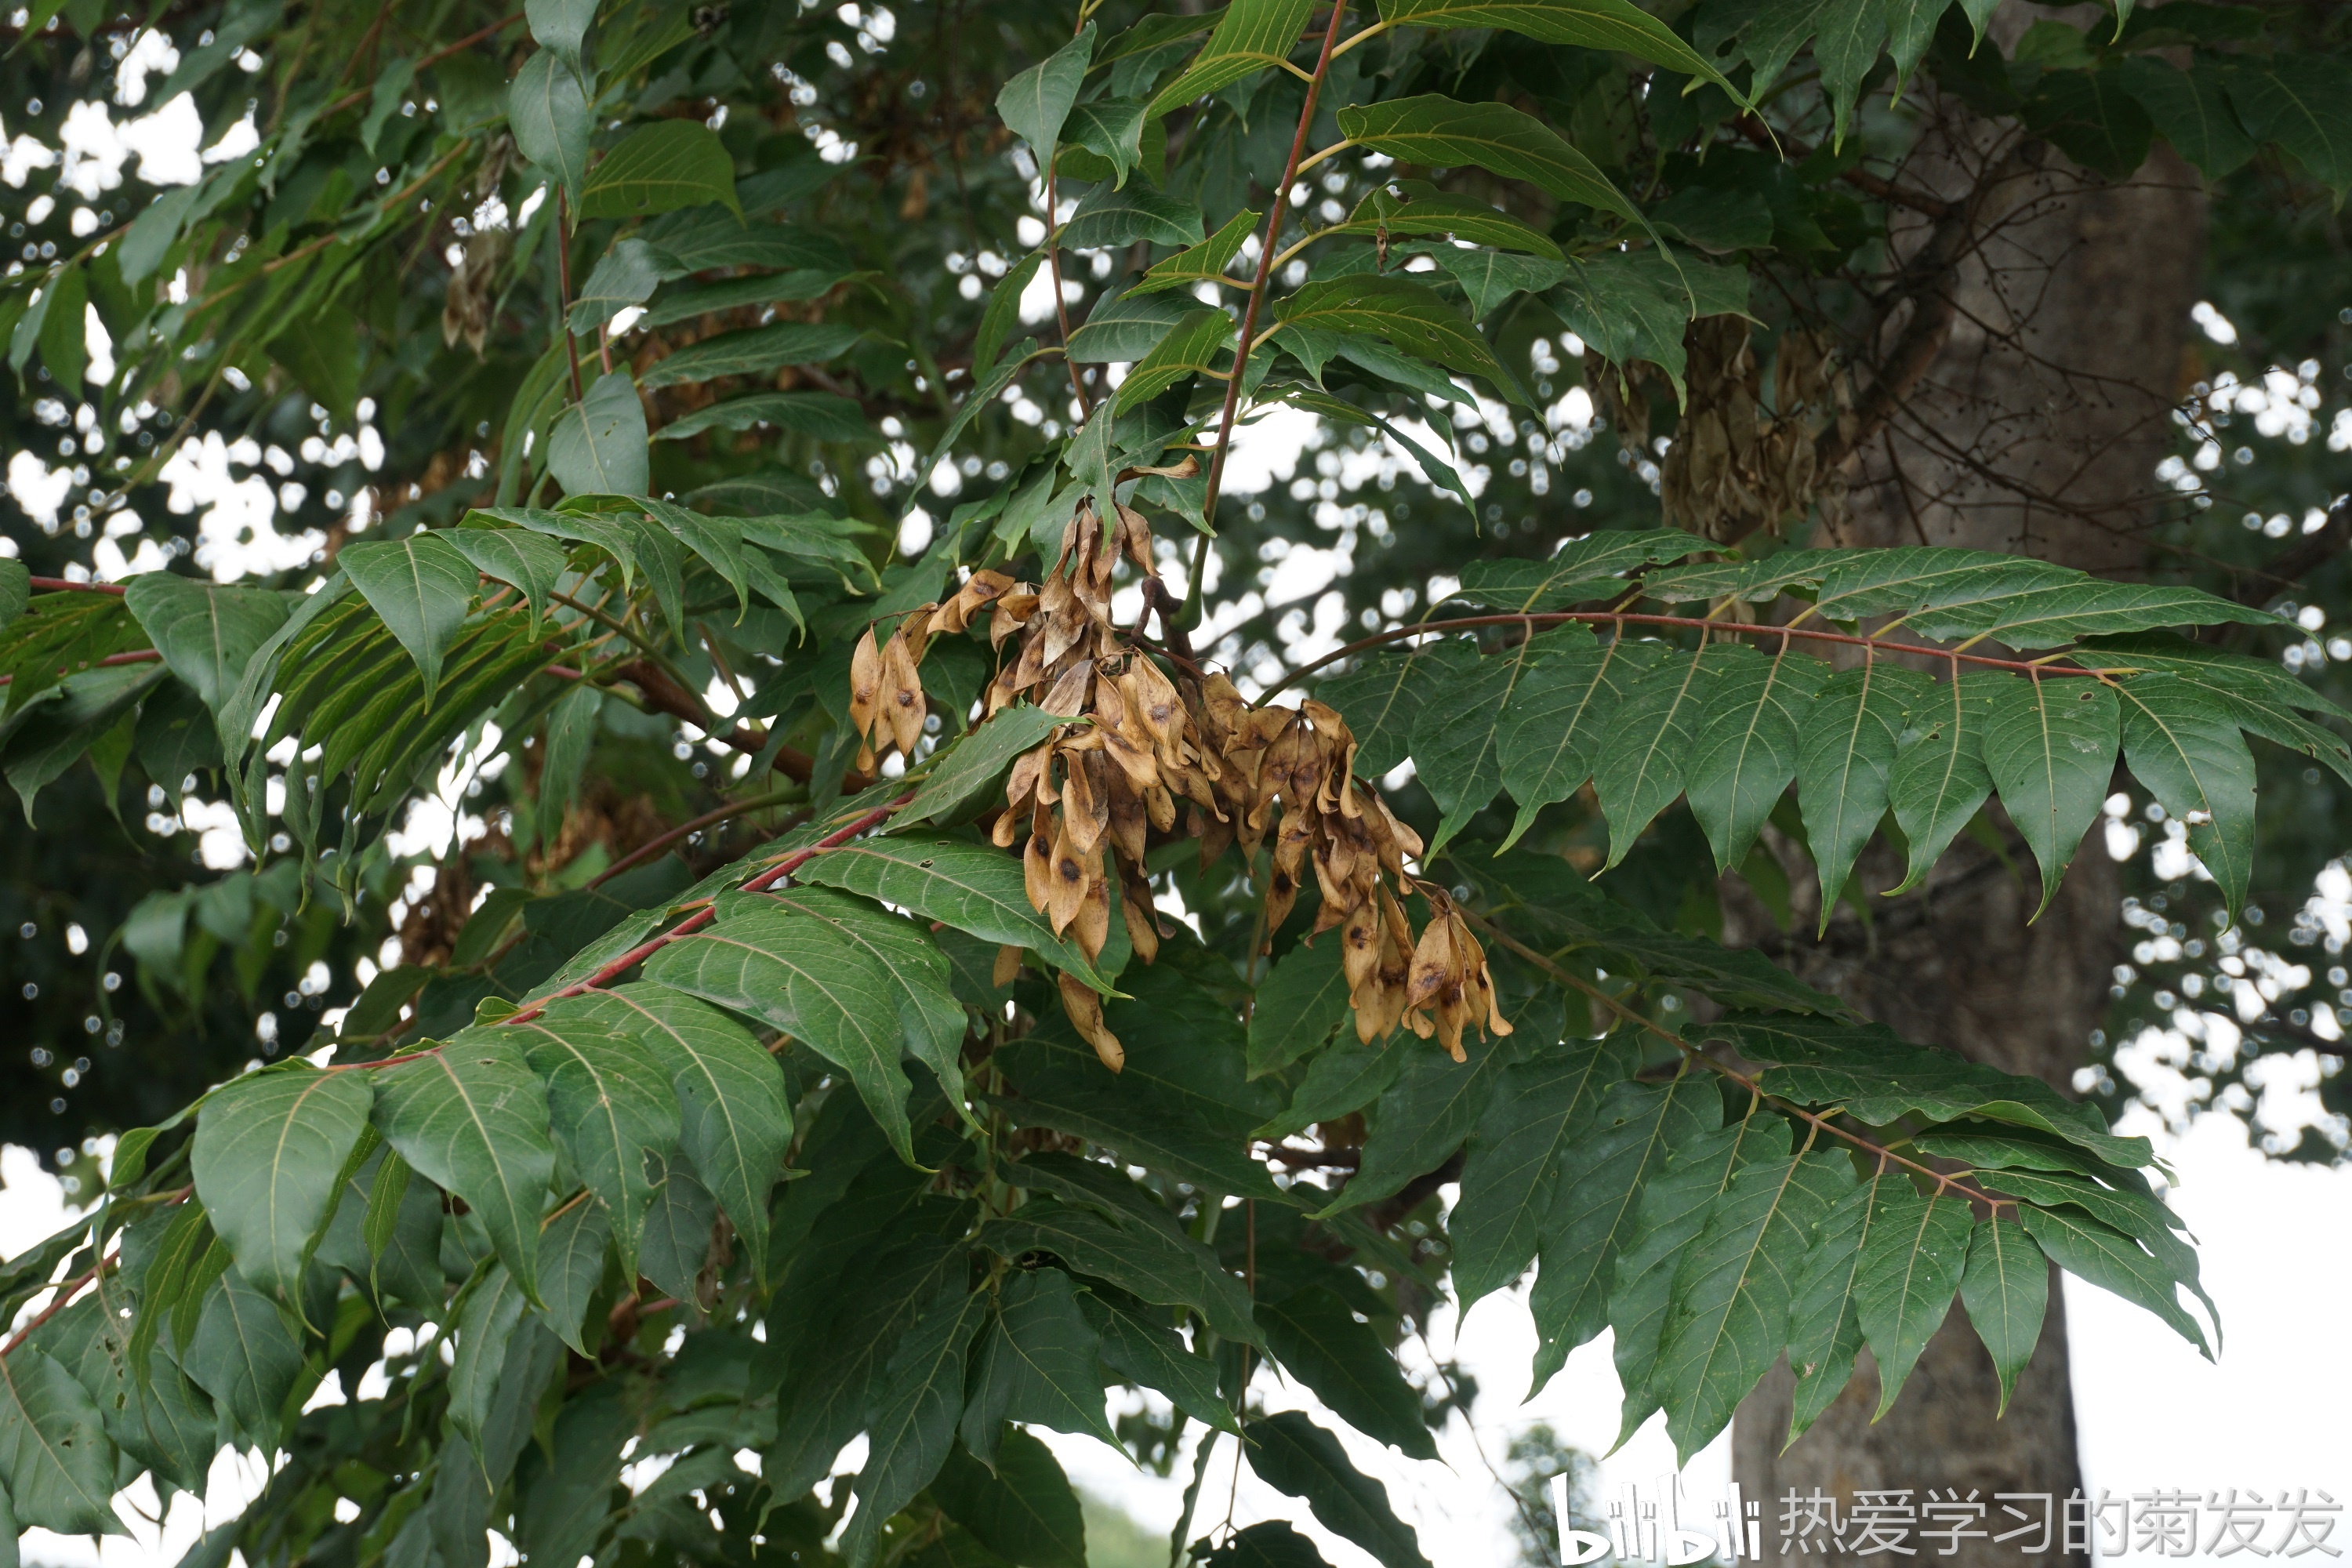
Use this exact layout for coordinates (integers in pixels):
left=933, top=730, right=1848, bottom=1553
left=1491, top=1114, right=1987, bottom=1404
left=5, top=1104, right=2347, bottom=1568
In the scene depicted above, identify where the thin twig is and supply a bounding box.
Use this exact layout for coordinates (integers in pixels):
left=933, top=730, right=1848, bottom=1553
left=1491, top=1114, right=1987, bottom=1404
left=317, top=13, right=526, bottom=122
left=588, top=791, right=806, bottom=888
left=1184, top=0, right=1352, bottom=627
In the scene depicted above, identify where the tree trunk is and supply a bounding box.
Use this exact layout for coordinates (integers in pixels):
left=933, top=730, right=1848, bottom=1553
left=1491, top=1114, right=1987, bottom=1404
left=1723, top=64, right=2209, bottom=1563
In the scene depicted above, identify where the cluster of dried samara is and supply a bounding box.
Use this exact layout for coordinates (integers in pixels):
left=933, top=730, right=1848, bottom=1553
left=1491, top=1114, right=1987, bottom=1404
left=848, top=499, right=1512, bottom=1071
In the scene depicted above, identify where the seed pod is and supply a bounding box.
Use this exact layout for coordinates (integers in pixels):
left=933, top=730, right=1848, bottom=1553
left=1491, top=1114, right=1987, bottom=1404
left=1058, top=971, right=1124, bottom=1072
left=993, top=942, right=1024, bottom=988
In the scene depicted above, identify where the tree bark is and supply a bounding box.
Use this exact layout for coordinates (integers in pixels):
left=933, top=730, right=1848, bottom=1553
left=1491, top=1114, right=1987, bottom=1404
left=1723, top=60, right=2209, bottom=1564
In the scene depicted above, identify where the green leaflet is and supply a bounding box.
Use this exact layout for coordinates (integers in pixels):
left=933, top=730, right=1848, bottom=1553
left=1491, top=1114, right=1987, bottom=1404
left=638, top=322, right=865, bottom=388
left=1592, top=638, right=1733, bottom=866
left=1314, top=1036, right=1516, bottom=1218
left=978, top=1196, right=1258, bottom=1345
left=960, top=1269, right=1120, bottom=1462
left=1780, top=1164, right=1896, bottom=1446
left=1114, top=307, right=1234, bottom=412
left=996, top=22, right=1095, bottom=154
left=546, top=372, right=651, bottom=498
left=1795, top=662, right=1934, bottom=922
left=1373, top=0, right=1739, bottom=93
left=372, top=1032, right=556, bottom=1304
left=509, top=50, right=592, bottom=196
left=183, top=1271, right=303, bottom=1446
left=1606, top=1109, right=1782, bottom=1447
left=2117, top=673, right=2259, bottom=920
left=1318, top=636, right=1475, bottom=779
left=189, top=1063, right=375, bottom=1321
left=1685, top=642, right=1833, bottom=873
left=2016, top=1203, right=2211, bottom=1356
left=1335, top=96, right=1632, bottom=222
left=1147, top=0, right=1316, bottom=116
left=993, top=971, right=1283, bottom=1200
left=1980, top=671, right=2119, bottom=914
left=931, top=1429, right=1089, bottom=1568
left=765, top=1235, right=969, bottom=1496
left=446, top=524, right=569, bottom=631
left=2115, top=56, right=2257, bottom=180
left=1065, top=97, right=1150, bottom=187
left=1701, top=1012, right=2155, bottom=1170
left=1065, top=289, right=1192, bottom=363
left=792, top=835, right=1111, bottom=992
left=758, top=887, right=975, bottom=1126
left=644, top=902, right=922, bottom=1165
left=1059, top=183, right=1204, bottom=250
left=1450, top=1032, right=1639, bottom=1308
left=1496, top=633, right=1668, bottom=850
left=842, top=1287, right=992, bottom=1568
left=1657, top=1149, right=1853, bottom=1461
left=338, top=533, right=479, bottom=700
left=0, top=1348, right=121, bottom=1537
left=1273, top=275, right=1515, bottom=398
left=1258, top=1286, right=1435, bottom=1457
left=1243, top=1410, right=1432, bottom=1568
left=1129, top=208, right=1258, bottom=296
left=1247, top=935, right=1354, bottom=1076
left=577, top=120, right=739, bottom=220
left=1528, top=1072, right=1720, bottom=1390
left=656, top=390, right=874, bottom=445
left=120, top=575, right=291, bottom=721
left=446, top=1261, right=530, bottom=1449
left=637, top=1149, right=720, bottom=1305
left=1253, top=1038, right=1410, bottom=1143
left=1854, top=1187, right=1974, bottom=1417
left=1410, top=631, right=1554, bottom=853
left=900, top=706, right=1076, bottom=830
left=1080, top=1290, right=1237, bottom=1432
left=535, top=1198, right=612, bottom=1354
left=503, top=1015, right=681, bottom=1281
left=1886, top=673, right=1998, bottom=895
left=1450, top=529, right=1704, bottom=612
left=1958, top=1215, right=2049, bottom=1415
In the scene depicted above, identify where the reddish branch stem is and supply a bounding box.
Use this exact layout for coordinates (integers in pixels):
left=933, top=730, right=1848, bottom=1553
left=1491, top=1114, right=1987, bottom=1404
left=328, top=792, right=914, bottom=1063
left=1268, top=609, right=2114, bottom=695
left=0, top=648, right=159, bottom=685
left=26, top=577, right=126, bottom=594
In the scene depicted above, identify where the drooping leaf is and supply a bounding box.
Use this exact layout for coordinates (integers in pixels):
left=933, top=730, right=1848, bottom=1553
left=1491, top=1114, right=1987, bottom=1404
left=793, top=835, right=1111, bottom=991
left=504, top=1015, right=681, bottom=1280
left=508, top=51, right=592, bottom=196
left=1080, top=1290, right=1236, bottom=1433
left=1979, top=672, right=2119, bottom=915
left=546, top=372, right=651, bottom=498
left=1494, top=635, right=1668, bottom=851
left=181, top=1271, right=303, bottom=1446
left=978, top=1197, right=1258, bottom=1345
left=1316, top=1036, right=1516, bottom=1217
left=996, top=23, right=1097, bottom=154
left=1794, top=663, right=1935, bottom=921
left=535, top=1197, right=612, bottom=1354
left=1450, top=1032, right=1640, bottom=1308
left=190, top=1063, right=376, bottom=1319
left=1377, top=0, right=1739, bottom=96
left=1318, top=636, right=1474, bottom=779
left=1853, top=1186, right=1974, bottom=1417
left=1242, top=1410, right=1431, bottom=1568
left=1247, top=935, right=1355, bottom=1077
left=1886, top=673, right=1998, bottom=895
left=1275, top=274, right=1515, bottom=397
left=1656, top=1149, right=1853, bottom=1461
left=960, top=1269, right=1120, bottom=1461
left=372, top=1033, right=556, bottom=1303
left=1780, top=1164, right=1896, bottom=1446
left=338, top=533, right=480, bottom=699
left=931, top=1429, right=1089, bottom=1568
left=579, top=120, right=740, bottom=220
left=643, top=902, right=921, bottom=1164
left=1684, top=643, right=1834, bottom=873
left=1257, top=1286, right=1436, bottom=1457
left=0, top=1348, right=120, bottom=1537
left=120, top=575, right=290, bottom=721
left=1335, top=96, right=1633, bottom=220
left=655, top=390, right=874, bottom=445
left=1147, top=0, right=1317, bottom=117
left=840, top=1285, right=992, bottom=1566
left=446, top=1261, right=530, bottom=1449
left=1958, top=1215, right=2049, bottom=1415
left=2116, top=673, right=2258, bottom=920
